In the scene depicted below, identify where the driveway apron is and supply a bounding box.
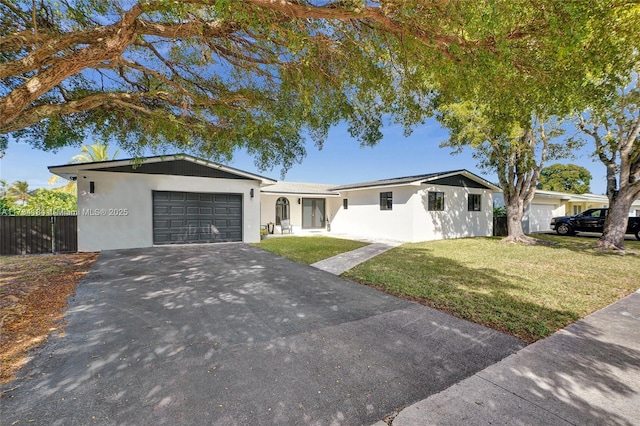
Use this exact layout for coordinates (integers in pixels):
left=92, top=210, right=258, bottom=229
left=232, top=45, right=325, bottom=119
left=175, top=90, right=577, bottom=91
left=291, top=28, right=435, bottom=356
left=1, top=244, right=524, bottom=425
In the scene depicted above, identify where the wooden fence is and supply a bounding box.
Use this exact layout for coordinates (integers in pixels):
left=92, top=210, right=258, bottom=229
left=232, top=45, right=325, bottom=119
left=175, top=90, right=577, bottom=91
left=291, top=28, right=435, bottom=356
left=0, top=215, right=77, bottom=255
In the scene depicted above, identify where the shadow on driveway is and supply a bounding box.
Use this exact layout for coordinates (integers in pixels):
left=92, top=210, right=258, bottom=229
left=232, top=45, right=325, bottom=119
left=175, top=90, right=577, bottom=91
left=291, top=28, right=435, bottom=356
left=1, top=244, right=524, bottom=425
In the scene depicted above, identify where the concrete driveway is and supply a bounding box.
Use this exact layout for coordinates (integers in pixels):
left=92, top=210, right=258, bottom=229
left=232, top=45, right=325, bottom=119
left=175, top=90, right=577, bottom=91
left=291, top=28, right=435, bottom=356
left=1, top=244, right=524, bottom=425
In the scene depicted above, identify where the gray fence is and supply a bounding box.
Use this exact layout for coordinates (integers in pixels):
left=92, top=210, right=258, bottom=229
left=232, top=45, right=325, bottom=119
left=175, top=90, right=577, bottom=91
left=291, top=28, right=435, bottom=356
left=0, top=215, right=77, bottom=255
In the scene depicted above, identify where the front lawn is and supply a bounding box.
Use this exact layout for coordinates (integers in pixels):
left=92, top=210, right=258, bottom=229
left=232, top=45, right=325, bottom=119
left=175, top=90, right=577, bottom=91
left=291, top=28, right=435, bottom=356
left=252, top=236, right=369, bottom=264
left=343, top=235, right=640, bottom=343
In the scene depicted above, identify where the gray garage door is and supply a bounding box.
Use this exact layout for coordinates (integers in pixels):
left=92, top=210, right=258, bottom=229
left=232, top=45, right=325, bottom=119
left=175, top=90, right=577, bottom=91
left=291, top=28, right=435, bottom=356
left=153, top=191, right=242, bottom=244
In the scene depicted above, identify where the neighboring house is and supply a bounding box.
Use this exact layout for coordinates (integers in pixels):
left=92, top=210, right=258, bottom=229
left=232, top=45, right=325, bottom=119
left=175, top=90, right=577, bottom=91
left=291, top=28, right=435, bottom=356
left=49, top=154, right=276, bottom=251
left=49, top=154, right=500, bottom=251
left=495, top=190, right=640, bottom=234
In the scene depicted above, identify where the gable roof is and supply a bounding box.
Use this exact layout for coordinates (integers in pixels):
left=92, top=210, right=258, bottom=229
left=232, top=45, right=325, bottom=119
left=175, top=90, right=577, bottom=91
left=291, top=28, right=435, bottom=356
left=331, top=170, right=500, bottom=192
left=48, top=153, right=277, bottom=185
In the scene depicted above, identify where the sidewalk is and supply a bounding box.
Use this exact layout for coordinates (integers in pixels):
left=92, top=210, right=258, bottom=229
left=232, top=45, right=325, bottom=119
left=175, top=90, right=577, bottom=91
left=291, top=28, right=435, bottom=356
left=310, top=240, right=401, bottom=275
left=378, top=289, right=640, bottom=425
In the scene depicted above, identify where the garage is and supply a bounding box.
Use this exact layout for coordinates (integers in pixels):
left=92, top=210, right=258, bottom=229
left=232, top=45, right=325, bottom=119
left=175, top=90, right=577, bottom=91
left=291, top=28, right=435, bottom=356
left=528, top=204, right=555, bottom=233
left=153, top=191, right=242, bottom=244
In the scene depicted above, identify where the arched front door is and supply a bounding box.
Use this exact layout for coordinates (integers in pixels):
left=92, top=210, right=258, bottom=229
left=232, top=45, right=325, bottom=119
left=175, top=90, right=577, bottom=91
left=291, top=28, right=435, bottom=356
left=275, top=197, right=289, bottom=225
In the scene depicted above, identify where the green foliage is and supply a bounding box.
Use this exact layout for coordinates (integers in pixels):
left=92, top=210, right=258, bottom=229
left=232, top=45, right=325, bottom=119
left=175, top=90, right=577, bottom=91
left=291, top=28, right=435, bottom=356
left=0, top=179, right=8, bottom=198
left=1, top=1, right=430, bottom=174
left=493, top=206, right=507, bottom=217
left=538, top=164, right=592, bottom=194
left=17, top=188, right=77, bottom=215
left=6, top=180, right=31, bottom=204
left=573, top=74, right=640, bottom=248
left=0, top=197, right=18, bottom=215
left=3, top=1, right=639, bottom=174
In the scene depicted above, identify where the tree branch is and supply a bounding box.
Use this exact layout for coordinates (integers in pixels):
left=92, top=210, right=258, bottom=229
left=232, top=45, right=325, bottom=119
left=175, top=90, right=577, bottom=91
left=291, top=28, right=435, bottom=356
left=0, top=4, right=144, bottom=128
left=0, top=92, right=142, bottom=133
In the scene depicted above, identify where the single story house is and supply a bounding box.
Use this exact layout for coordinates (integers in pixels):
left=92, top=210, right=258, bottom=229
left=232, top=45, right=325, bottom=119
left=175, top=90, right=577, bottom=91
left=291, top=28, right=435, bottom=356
left=261, top=171, right=499, bottom=242
left=50, top=154, right=501, bottom=251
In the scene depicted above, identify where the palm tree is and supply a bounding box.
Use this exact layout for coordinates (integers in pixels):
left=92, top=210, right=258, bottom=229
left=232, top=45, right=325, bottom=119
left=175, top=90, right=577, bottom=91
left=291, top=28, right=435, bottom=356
left=0, top=179, right=8, bottom=198
left=7, top=180, right=31, bottom=204
left=71, top=144, right=119, bottom=164
left=49, top=143, right=120, bottom=193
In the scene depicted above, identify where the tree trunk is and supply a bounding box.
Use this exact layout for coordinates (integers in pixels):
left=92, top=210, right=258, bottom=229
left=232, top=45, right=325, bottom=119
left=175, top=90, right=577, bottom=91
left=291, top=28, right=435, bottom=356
left=502, top=194, right=536, bottom=244
left=598, top=187, right=638, bottom=252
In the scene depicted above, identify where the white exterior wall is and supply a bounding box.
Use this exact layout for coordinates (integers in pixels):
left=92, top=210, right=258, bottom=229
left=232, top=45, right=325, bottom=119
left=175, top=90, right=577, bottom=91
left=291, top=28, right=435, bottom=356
left=77, top=171, right=261, bottom=251
left=329, top=186, right=418, bottom=242
left=411, top=185, right=494, bottom=241
left=260, top=194, right=303, bottom=233
left=524, top=199, right=566, bottom=233
left=261, top=194, right=340, bottom=233
left=329, top=185, right=494, bottom=242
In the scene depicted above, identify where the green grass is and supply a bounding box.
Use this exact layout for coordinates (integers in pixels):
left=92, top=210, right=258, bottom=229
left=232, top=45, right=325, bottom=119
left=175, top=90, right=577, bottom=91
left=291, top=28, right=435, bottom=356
left=252, top=236, right=369, bottom=264
left=343, top=235, right=640, bottom=343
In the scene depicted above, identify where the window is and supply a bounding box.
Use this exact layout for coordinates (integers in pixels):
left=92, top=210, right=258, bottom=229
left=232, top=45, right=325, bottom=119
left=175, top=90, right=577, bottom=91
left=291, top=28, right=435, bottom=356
left=468, top=194, right=481, bottom=211
left=428, top=192, right=445, bottom=211
left=275, top=197, right=290, bottom=225
left=573, top=205, right=581, bottom=215
left=343, top=199, right=348, bottom=210
left=380, top=192, right=393, bottom=210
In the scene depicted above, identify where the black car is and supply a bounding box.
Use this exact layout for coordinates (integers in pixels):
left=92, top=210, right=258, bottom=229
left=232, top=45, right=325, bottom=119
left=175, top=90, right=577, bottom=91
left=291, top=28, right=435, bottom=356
left=550, top=208, right=640, bottom=240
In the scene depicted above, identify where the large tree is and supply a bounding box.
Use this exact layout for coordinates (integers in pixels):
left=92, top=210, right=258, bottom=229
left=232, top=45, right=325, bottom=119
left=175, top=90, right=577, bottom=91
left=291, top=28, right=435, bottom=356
left=438, top=102, right=568, bottom=242
left=575, top=77, right=640, bottom=251
left=2, top=1, right=638, bottom=173
left=538, top=163, right=592, bottom=194
left=0, top=0, right=434, bottom=170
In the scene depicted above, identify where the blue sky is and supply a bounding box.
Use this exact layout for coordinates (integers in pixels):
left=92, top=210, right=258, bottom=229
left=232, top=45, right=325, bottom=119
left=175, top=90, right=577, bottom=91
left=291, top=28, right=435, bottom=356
left=0, top=117, right=608, bottom=194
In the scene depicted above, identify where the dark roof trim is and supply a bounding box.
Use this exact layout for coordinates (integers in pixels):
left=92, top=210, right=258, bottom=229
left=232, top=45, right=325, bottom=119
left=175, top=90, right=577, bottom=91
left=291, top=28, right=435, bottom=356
left=330, top=169, right=502, bottom=191
left=330, top=171, right=459, bottom=191
left=48, top=153, right=276, bottom=184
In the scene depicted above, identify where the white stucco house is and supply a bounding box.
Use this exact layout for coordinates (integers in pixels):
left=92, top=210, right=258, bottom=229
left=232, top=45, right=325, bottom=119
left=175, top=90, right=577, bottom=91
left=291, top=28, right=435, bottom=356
left=49, top=154, right=500, bottom=251
left=261, top=171, right=499, bottom=242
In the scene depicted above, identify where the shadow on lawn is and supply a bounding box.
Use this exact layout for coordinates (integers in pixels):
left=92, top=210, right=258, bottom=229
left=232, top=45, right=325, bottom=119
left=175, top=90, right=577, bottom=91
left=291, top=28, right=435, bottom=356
left=345, top=246, right=581, bottom=343
left=531, top=233, right=640, bottom=255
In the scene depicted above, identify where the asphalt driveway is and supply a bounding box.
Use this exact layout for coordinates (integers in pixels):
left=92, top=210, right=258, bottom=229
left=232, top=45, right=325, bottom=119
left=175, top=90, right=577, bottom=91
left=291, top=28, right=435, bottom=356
left=1, top=244, right=524, bottom=425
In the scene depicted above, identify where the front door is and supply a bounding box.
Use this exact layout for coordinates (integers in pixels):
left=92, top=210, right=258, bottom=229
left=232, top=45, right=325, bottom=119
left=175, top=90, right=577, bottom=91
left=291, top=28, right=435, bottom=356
left=302, top=198, right=325, bottom=229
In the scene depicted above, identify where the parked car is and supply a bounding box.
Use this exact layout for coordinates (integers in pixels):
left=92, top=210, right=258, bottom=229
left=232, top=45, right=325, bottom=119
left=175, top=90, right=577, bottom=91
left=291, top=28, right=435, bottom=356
left=550, top=208, right=640, bottom=240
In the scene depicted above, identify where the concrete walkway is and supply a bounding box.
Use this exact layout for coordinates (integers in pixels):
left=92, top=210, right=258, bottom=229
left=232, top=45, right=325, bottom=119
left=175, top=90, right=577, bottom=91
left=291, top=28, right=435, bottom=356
left=376, top=289, right=640, bottom=425
left=311, top=241, right=401, bottom=275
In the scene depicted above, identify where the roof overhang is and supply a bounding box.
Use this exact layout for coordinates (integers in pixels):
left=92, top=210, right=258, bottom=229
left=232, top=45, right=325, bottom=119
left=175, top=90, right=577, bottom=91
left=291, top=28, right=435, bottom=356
left=261, top=190, right=341, bottom=197
left=420, top=170, right=502, bottom=192
left=335, top=181, right=424, bottom=192
left=332, top=170, right=500, bottom=192
left=48, top=153, right=277, bottom=186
